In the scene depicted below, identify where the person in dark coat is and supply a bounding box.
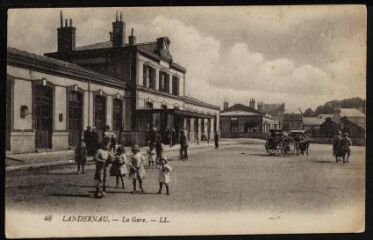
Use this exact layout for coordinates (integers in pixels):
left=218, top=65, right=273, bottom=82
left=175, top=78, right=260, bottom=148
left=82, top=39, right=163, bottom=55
left=179, top=130, right=189, bottom=160
left=333, top=131, right=342, bottom=162
left=149, top=128, right=157, bottom=152
left=214, top=131, right=219, bottom=149
left=75, top=140, right=87, bottom=174
left=83, top=126, right=92, bottom=155
left=155, top=135, right=164, bottom=165
left=91, top=127, right=100, bottom=156
left=340, top=132, right=352, bottom=163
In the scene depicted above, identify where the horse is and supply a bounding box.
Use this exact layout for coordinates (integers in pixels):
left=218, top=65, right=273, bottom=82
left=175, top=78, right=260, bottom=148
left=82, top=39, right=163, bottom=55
left=298, top=140, right=310, bottom=155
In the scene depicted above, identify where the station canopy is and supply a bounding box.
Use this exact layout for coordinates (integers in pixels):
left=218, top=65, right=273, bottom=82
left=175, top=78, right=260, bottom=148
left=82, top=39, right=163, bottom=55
left=136, top=108, right=215, bottom=119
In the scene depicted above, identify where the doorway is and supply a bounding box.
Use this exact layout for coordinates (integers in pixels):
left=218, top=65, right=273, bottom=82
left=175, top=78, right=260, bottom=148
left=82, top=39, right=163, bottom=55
left=34, top=85, right=53, bottom=149
left=68, top=91, right=83, bottom=146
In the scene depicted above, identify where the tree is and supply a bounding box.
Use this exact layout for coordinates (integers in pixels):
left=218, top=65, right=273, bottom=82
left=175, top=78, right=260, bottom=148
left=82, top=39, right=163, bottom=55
left=303, top=108, right=315, bottom=117
left=314, top=97, right=365, bottom=116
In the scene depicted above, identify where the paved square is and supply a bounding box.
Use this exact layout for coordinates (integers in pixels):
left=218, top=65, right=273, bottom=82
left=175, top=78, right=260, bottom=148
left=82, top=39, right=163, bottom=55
left=6, top=141, right=365, bottom=216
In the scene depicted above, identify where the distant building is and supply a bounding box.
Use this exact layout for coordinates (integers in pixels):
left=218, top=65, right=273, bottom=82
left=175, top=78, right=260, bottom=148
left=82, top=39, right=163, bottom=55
left=303, top=117, right=323, bottom=131
left=282, top=113, right=303, bottom=131
left=257, top=102, right=285, bottom=128
left=336, top=108, right=365, bottom=125
left=316, top=108, right=365, bottom=143
left=340, top=117, right=365, bottom=139
left=220, top=103, right=280, bottom=138
left=319, top=117, right=340, bottom=138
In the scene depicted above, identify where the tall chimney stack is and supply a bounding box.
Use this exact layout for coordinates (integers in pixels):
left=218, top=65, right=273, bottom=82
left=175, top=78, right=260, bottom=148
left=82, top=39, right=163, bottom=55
left=57, top=11, right=76, bottom=53
left=128, top=28, right=136, bottom=45
left=223, top=101, right=229, bottom=111
left=112, top=11, right=125, bottom=47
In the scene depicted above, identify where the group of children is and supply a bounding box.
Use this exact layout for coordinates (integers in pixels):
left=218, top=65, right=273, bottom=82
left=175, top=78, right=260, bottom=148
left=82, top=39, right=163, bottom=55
left=74, top=138, right=172, bottom=199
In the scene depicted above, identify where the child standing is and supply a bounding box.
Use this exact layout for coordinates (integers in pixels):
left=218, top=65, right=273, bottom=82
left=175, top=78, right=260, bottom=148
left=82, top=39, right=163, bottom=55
left=147, top=148, right=156, bottom=168
left=157, top=156, right=172, bottom=195
left=94, top=140, right=112, bottom=198
left=75, top=140, right=87, bottom=174
left=129, top=145, right=146, bottom=194
left=110, top=146, right=128, bottom=189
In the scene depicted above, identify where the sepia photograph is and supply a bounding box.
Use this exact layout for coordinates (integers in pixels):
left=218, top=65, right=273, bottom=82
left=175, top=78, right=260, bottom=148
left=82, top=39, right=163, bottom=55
left=5, top=5, right=366, bottom=238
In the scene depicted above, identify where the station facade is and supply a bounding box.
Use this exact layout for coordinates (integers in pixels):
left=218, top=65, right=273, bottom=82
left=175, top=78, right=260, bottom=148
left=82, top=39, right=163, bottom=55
left=6, top=12, right=220, bottom=153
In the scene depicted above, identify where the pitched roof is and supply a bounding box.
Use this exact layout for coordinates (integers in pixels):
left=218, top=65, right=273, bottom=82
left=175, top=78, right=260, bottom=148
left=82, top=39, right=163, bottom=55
left=75, top=41, right=114, bottom=50
left=317, top=114, right=335, bottom=120
left=7, top=47, right=126, bottom=88
left=74, top=41, right=155, bottom=52
left=183, top=96, right=220, bottom=111
left=70, top=40, right=186, bottom=73
left=221, top=103, right=263, bottom=115
left=341, top=117, right=366, bottom=130
left=303, top=117, right=324, bottom=126
left=339, top=108, right=366, bottom=118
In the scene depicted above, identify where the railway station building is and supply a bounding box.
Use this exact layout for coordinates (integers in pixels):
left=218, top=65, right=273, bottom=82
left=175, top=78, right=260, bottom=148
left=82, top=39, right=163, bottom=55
left=6, top=12, right=220, bottom=153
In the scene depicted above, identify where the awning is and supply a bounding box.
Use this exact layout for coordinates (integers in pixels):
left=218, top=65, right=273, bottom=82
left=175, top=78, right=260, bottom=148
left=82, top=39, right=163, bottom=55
left=136, top=108, right=215, bottom=118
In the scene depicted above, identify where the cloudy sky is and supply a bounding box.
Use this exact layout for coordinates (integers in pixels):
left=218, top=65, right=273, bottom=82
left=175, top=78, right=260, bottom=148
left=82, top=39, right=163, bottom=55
left=8, top=6, right=366, bottom=112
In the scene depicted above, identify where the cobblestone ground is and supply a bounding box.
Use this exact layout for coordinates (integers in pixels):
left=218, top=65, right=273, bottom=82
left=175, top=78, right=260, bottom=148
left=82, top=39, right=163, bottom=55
left=6, top=141, right=365, bottom=216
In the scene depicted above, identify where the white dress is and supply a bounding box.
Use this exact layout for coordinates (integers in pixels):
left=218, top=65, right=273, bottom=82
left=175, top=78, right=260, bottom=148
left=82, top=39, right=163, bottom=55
left=158, top=164, right=172, bottom=183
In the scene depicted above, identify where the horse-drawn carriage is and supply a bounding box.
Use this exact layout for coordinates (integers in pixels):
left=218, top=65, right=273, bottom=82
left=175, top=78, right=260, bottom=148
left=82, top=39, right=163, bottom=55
left=265, top=129, right=312, bottom=156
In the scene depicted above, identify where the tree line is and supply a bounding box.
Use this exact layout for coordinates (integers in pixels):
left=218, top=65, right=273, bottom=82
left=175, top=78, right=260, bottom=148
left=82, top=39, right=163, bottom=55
left=303, top=97, right=366, bottom=117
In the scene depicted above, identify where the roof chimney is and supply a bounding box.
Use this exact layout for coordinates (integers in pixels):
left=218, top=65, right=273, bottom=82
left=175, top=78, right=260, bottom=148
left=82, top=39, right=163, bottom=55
left=60, top=11, right=63, bottom=27
left=57, top=12, right=76, bottom=53
left=223, top=101, right=229, bottom=111
left=128, top=28, right=136, bottom=45
left=249, top=98, right=256, bottom=109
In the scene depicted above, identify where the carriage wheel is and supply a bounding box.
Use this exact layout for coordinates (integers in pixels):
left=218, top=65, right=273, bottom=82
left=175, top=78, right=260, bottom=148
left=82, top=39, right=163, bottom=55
left=287, top=141, right=296, bottom=155
left=280, top=142, right=296, bottom=155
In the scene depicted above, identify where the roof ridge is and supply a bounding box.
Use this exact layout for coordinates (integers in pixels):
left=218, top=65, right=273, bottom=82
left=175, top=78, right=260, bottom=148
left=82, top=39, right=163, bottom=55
left=7, top=47, right=125, bottom=86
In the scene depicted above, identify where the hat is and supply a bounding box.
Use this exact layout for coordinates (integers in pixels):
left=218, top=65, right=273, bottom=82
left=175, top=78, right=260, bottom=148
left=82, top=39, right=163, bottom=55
left=132, top=144, right=140, bottom=152
left=343, top=132, right=349, bottom=137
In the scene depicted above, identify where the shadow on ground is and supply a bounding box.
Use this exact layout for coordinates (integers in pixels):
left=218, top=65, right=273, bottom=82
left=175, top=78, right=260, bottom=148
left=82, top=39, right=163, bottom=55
left=50, top=193, right=92, bottom=198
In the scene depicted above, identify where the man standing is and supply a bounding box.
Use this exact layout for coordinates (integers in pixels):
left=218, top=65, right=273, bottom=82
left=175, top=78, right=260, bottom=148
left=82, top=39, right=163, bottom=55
left=333, top=131, right=342, bottom=162
left=149, top=127, right=157, bottom=152
left=340, top=132, right=352, bottom=163
left=214, top=131, right=219, bottom=149
left=83, top=126, right=92, bottom=155
left=179, top=130, right=189, bottom=160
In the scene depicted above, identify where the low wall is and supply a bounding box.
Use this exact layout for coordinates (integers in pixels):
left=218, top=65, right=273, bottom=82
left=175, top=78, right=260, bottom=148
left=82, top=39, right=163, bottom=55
left=221, top=132, right=269, bottom=139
